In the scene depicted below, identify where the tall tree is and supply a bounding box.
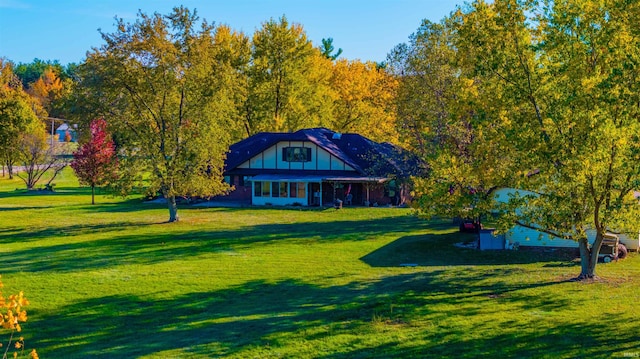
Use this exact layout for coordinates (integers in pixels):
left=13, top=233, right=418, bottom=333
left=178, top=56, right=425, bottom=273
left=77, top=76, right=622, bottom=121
left=15, top=125, right=67, bottom=190
left=71, top=118, right=118, bottom=204
left=13, top=59, right=64, bottom=88
left=13, top=59, right=74, bottom=119
left=209, top=24, right=251, bottom=143
left=246, top=16, right=333, bottom=135
left=27, top=67, right=66, bottom=118
left=390, top=17, right=513, bottom=225
left=319, top=37, right=343, bottom=60
left=533, top=0, right=640, bottom=279
left=330, top=59, right=398, bottom=143
left=388, top=20, right=463, bottom=156
left=0, top=59, right=43, bottom=179
left=74, top=7, right=236, bottom=222
left=402, top=0, right=640, bottom=280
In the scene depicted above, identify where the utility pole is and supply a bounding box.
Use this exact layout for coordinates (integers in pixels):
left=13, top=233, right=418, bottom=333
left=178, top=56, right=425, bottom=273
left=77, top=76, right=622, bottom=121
left=40, top=116, right=67, bottom=147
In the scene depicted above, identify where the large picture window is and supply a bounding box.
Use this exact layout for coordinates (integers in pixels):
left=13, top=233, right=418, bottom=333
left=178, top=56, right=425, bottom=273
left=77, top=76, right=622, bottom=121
left=254, top=181, right=307, bottom=199
left=282, top=147, right=311, bottom=162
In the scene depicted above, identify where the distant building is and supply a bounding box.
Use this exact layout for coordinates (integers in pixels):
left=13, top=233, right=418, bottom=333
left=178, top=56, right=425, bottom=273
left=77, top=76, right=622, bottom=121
left=55, top=123, right=77, bottom=142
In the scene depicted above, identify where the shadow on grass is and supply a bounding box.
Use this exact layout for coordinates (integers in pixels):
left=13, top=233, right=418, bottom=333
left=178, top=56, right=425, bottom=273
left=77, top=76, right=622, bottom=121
left=360, top=233, right=578, bottom=267
left=0, top=212, right=577, bottom=276
left=0, top=206, right=53, bottom=212
left=30, top=271, right=639, bottom=358
left=75, top=198, right=155, bottom=213
left=320, top=317, right=640, bottom=359
left=0, top=221, right=160, bottom=245
left=0, top=186, right=147, bottom=206
left=0, top=215, right=428, bottom=274
left=0, top=186, right=90, bottom=199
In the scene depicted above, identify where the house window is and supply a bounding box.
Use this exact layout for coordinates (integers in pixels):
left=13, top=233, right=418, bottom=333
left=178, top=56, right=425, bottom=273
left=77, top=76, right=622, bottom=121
left=262, top=181, right=271, bottom=197
left=279, top=182, right=288, bottom=197
left=282, top=147, right=311, bottom=162
left=255, top=181, right=305, bottom=199
left=289, top=182, right=306, bottom=198
left=254, top=181, right=262, bottom=197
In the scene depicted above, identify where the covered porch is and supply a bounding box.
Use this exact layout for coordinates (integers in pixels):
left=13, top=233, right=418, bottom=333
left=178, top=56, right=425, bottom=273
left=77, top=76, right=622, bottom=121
left=250, top=174, right=389, bottom=207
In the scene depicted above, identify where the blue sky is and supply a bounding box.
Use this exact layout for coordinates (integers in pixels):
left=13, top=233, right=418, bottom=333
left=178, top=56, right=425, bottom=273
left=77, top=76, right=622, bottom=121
left=0, top=0, right=462, bottom=65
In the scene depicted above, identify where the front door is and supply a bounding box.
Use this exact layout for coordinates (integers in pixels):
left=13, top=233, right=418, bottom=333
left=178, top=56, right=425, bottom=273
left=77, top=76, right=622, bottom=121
left=309, top=182, right=321, bottom=206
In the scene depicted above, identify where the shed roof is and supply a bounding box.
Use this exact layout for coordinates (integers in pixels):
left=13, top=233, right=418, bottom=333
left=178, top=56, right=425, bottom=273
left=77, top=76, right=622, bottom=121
left=55, top=123, right=78, bottom=132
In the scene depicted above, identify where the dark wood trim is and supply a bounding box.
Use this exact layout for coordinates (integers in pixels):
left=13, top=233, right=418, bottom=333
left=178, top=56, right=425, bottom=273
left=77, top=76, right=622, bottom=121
left=302, top=141, right=305, bottom=171
left=288, top=141, right=291, bottom=170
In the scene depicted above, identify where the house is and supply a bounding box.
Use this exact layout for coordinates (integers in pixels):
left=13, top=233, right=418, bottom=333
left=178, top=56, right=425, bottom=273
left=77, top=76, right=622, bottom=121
left=222, top=128, right=423, bottom=207
left=493, top=187, right=640, bottom=251
left=55, top=123, right=77, bottom=142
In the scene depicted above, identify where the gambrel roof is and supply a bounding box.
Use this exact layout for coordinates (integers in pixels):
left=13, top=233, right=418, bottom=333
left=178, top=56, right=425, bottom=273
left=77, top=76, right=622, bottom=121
left=225, top=128, right=423, bottom=178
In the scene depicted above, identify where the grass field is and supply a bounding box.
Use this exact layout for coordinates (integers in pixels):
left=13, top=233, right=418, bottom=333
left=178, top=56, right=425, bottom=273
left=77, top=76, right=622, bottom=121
left=0, top=169, right=639, bottom=358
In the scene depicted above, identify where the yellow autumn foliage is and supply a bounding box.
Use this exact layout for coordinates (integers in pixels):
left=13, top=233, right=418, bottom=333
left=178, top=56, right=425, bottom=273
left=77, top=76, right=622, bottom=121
left=0, top=276, right=36, bottom=359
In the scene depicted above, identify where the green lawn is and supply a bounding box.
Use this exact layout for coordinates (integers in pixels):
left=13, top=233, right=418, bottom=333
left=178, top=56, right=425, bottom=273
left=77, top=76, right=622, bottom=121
left=0, top=169, right=639, bottom=358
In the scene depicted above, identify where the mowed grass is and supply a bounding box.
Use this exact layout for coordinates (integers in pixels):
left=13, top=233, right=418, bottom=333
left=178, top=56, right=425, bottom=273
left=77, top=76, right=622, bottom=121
left=0, top=169, right=639, bottom=358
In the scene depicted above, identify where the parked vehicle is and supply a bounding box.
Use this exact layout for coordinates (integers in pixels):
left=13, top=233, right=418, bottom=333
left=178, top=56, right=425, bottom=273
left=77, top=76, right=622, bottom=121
left=459, top=219, right=482, bottom=233
left=599, top=234, right=619, bottom=263
left=494, top=187, right=640, bottom=252
left=504, top=224, right=639, bottom=255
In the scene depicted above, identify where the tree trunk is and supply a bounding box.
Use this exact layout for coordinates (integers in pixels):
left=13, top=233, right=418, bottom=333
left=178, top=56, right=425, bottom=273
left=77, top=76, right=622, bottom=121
left=5, top=160, right=13, bottom=179
left=167, top=195, right=179, bottom=223
left=576, top=232, right=603, bottom=280
left=91, top=185, right=95, bottom=205
left=45, top=164, right=66, bottom=189
left=26, top=170, right=36, bottom=189
left=577, top=237, right=594, bottom=279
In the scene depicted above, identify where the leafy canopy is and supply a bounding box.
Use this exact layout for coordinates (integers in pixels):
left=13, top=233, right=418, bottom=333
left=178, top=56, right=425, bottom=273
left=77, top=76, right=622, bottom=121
left=75, top=6, right=239, bottom=221
left=394, top=0, right=640, bottom=278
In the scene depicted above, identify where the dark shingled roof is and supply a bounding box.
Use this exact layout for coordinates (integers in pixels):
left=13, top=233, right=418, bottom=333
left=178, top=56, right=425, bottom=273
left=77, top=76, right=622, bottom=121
left=225, top=128, right=423, bottom=178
